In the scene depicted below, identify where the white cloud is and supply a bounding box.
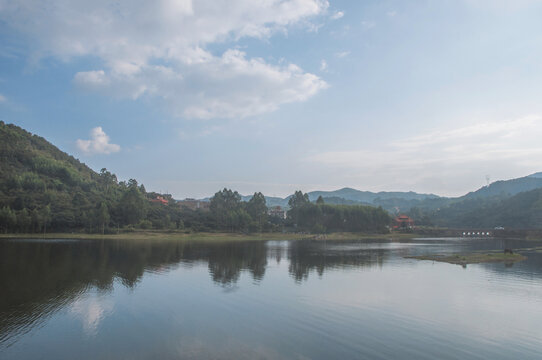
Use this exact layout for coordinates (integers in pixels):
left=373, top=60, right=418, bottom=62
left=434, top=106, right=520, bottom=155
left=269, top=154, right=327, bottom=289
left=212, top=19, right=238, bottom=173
left=70, top=294, right=114, bottom=336
left=0, top=93, right=6, bottom=102
left=0, top=0, right=329, bottom=119
left=330, top=10, right=344, bottom=20
left=335, top=51, right=350, bottom=58
left=387, top=11, right=397, bottom=17
left=320, top=59, right=328, bottom=71
left=306, top=115, right=542, bottom=196
left=76, top=127, right=121, bottom=155
left=74, top=49, right=327, bottom=119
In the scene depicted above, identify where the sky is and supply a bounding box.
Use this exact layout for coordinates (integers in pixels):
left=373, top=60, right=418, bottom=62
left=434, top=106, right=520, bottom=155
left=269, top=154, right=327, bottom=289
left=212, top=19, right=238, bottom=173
left=1, top=0, right=542, bottom=199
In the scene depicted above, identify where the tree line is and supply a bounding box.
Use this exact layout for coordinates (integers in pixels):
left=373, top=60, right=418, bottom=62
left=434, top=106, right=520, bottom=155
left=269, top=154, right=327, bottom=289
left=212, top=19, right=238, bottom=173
left=287, top=191, right=391, bottom=233
left=0, top=184, right=391, bottom=234
left=0, top=121, right=392, bottom=234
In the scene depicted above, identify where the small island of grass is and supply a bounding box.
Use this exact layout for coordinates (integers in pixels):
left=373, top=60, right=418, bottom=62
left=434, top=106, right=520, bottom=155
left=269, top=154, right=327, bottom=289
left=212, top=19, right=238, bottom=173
left=406, top=252, right=526, bottom=266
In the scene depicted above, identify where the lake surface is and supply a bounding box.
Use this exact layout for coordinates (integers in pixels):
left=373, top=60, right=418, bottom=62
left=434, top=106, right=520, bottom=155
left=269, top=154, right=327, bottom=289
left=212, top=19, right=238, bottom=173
left=2, top=237, right=542, bottom=359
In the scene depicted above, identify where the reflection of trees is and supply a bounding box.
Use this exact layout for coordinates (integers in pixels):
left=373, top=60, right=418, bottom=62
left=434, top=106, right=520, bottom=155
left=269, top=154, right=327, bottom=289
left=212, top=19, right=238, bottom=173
left=287, top=240, right=388, bottom=282
left=0, top=239, right=189, bottom=346
left=0, top=238, right=399, bottom=347
left=0, top=239, right=269, bottom=345
left=205, top=242, right=267, bottom=285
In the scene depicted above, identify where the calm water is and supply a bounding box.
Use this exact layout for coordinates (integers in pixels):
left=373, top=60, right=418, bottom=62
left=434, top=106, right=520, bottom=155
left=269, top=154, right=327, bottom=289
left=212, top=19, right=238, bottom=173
left=2, top=237, right=542, bottom=359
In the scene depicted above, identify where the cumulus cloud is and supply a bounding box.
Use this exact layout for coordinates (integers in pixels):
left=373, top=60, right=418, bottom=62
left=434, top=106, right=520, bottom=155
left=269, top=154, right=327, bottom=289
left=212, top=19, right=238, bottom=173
left=306, top=115, right=542, bottom=195
left=76, top=127, right=121, bottom=155
left=74, top=49, right=327, bottom=119
left=0, top=0, right=329, bottom=119
left=330, top=10, right=344, bottom=20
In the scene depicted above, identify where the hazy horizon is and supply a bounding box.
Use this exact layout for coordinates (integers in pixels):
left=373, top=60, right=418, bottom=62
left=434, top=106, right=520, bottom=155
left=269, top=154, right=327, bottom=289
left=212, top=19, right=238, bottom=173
left=2, top=0, right=542, bottom=199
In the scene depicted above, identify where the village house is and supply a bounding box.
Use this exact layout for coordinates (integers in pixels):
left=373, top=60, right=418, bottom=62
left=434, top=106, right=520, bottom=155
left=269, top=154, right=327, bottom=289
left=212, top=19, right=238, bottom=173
left=149, top=195, right=169, bottom=205
left=267, top=206, right=287, bottom=219
left=393, top=214, right=415, bottom=229
left=177, top=199, right=211, bottom=211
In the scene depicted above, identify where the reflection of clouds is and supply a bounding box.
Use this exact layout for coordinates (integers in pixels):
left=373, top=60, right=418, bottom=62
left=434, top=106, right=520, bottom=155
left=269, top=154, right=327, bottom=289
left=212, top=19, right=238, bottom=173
left=69, top=294, right=114, bottom=336
left=298, top=262, right=542, bottom=344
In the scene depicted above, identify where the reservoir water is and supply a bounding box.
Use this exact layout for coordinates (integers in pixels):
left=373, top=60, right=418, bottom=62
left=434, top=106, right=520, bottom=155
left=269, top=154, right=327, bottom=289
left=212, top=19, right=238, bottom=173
left=1, top=237, right=542, bottom=359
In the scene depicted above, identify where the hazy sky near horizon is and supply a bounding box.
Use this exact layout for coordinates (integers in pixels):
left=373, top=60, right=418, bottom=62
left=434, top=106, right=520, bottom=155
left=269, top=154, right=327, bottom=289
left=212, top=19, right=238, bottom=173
left=2, top=0, right=542, bottom=199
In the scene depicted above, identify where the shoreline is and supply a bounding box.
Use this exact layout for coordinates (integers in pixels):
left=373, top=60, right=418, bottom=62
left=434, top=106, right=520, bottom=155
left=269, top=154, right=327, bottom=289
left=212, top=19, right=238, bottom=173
left=2, top=229, right=541, bottom=242
left=0, top=231, right=420, bottom=242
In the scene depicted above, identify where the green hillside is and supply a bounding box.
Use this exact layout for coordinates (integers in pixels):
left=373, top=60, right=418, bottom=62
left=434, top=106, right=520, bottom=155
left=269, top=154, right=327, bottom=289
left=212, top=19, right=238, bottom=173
left=0, top=121, right=179, bottom=233
left=409, top=188, right=542, bottom=229
left=461, top=175, right=542, bottom=200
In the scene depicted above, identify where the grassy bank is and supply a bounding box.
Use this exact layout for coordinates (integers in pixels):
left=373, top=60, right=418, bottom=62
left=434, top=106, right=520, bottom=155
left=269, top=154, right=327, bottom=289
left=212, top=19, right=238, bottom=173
left=0, top=231, right=420, bottom=242
left=407, top=252, right=527, bottom=266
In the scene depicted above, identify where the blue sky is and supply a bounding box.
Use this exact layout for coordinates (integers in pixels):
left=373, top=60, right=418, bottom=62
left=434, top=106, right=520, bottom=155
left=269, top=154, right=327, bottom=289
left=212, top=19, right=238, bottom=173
left=1, top=0, right=542, bottom=199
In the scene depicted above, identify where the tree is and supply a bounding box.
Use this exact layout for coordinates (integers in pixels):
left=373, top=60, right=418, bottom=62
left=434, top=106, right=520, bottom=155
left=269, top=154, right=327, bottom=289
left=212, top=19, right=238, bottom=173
left=210, top=188, right=242, bottom=230
left=0, top=206, right=16, bottom=233
left=17, top=208, right=31, bottom=233
left=119, top=186, right=147, bottom=225
left=316, top=196, right=325, bottom=205
left=247, top=192, right=267, bottom=232
left=96, top=202, right=110, bottom=235
left=40, top=205, right=52, bottom=234
left=99, top=168, right=118, bottom=195
left=288, top=190, right=310, bottom=225
left=288, top=190, right=310, bottom=209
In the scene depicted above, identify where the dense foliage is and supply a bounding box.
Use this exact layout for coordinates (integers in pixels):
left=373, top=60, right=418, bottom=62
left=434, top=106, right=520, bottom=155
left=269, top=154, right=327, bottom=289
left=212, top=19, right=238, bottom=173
left=207, top=189, right=273, bottom=232
left=0, top=121, right=183, bottom=233
left=407, top=188, right=542, bottom=229
left=287, top=191, right=391, bottom=233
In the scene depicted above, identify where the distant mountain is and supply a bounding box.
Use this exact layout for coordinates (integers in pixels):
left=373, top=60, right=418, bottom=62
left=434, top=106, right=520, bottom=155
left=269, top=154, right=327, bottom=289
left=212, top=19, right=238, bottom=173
left=307, top=188, right=439, bottom=203
left=240, top=194, right=286, bottom=208
left=406, top=172, right=542, bottom=228
left=309, top=196, right=370, bottom=206
left=236, top=187, right=440, bottom=212
left=528, top=172, right=542, bottom=179
left=461, top=174, right=542, bottom=200
left=429, top=187, right=542, bottom=229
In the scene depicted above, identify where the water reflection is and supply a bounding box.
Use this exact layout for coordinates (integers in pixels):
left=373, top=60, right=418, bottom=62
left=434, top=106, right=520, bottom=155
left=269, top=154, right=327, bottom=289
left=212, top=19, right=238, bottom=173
left=2, top=237, right=542, bottom=358
left=287, top=240, right=388, bottom=282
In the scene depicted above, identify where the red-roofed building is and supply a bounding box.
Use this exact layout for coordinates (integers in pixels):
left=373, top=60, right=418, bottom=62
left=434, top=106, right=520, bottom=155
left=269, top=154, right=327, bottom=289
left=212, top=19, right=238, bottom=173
left=149, top=196, right=169, bottom=205
left=393, top=215, right=414, bottom=229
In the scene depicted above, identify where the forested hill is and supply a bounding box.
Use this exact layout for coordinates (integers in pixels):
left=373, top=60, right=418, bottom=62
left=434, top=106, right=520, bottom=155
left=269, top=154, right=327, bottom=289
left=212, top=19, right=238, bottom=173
left=0, top=121, right=177, bottom=233
left=460, top=174, right=542, bottom=200
left=426, top=187, right=542, bottom=229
